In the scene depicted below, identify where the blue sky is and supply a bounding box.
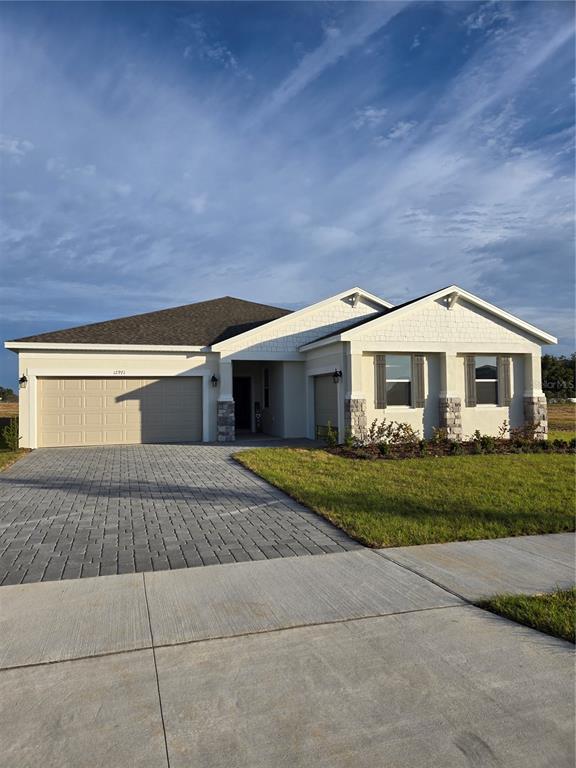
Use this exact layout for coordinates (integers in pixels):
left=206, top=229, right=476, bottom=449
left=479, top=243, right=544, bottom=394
left=0, top=1, right=574, bottom=387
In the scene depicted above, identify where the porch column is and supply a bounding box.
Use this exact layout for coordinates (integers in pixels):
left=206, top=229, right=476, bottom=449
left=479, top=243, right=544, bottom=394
left=439, top=352, right=462, bottom=441
left=344, top=344, right=367, bottom=437
left=523, top=352, right=547, bottom=439
left=217, top=358, right=235, bottom=442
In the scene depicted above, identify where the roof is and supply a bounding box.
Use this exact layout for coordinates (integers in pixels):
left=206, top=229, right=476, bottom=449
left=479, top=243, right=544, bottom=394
left=10, top=297, right=292, bottom=346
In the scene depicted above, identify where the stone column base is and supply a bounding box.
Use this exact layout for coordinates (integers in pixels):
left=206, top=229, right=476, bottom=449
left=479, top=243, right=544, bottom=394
left=524, top=395, right=548, bottom=439
left=345, top=398, right=367, bottom=437
left=217, top=400, right=235, bottom=442
left=439, top=396, right=462, bottom=441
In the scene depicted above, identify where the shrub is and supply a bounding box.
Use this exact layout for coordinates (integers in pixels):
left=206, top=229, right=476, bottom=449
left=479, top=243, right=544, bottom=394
left=430, top=427, right=449, bottom=445
left=377, top=442, right=389, bottom=456
left=480, top=434, right=496, bottom=453
left=2, top=417, right=20, bottom=451
left=325, top=421, right=338, bottom=448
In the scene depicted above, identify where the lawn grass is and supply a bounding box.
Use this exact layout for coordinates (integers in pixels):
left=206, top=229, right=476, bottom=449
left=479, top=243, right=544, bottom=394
left=0, top=449, right=26, bottom=472
left=236, top=449, right=575, bottom=547
left=478, top=588, right=575, bottom=643
left=548, top=402, right=576, bottom=431
left=0, top=402, right=18, bottom=418
left=549, top=430, right=576, bottom=443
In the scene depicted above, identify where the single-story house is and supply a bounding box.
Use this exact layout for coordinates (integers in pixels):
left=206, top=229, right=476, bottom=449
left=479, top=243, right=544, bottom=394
left=5, top=285, right=555, bottom=448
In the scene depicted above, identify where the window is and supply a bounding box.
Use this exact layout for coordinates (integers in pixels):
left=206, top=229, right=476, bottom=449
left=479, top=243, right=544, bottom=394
left=475, top=356, right=498, bottom=404
left=386, top=354, right=412, bottom=406
left=263, top=367, right=270, bottom=408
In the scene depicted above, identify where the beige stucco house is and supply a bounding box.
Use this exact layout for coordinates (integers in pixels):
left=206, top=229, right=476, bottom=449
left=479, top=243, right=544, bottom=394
left=5, top=285, right=556, bottom=448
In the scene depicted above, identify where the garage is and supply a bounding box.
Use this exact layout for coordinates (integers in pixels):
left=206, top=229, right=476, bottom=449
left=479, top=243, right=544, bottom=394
left=314, top=374, right=339, bottom=439
left=37, top=377, right=202, bottom=447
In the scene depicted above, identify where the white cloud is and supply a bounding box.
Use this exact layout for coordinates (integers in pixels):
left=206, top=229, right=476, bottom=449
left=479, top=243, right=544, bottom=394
left=375, top=120, right=417, bottom=146
left=251, top=3, right=407, bottom=125
left=353, top=105, right=388, bottom=129
left=182, top=16, right=239, bottom=71
left=0, top=134, right=34, bottom=160
left=410, top=34, right=421, bottom=50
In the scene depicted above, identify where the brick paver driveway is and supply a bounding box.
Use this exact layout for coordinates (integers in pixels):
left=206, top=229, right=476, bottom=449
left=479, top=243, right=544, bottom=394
left=0, top=444, right=358, bottom=585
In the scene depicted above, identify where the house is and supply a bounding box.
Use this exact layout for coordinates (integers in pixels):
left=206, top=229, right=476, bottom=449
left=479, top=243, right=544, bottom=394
left=5, top=286, right=556, bottom=448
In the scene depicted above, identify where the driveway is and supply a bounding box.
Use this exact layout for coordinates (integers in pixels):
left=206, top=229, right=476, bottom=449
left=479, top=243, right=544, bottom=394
left=0, top=444, right=358, bottom=585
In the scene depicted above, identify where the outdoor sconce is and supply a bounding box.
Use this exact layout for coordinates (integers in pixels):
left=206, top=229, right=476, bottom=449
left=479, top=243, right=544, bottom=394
left=19, top=375, right=28, bottom=389
left=332, top=369, right=343, bottom=384
left=210, top=375, right=219, bottom=388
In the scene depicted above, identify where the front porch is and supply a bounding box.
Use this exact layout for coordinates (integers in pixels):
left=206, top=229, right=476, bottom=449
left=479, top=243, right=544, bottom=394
left=216, top=358, right=345, bottom=443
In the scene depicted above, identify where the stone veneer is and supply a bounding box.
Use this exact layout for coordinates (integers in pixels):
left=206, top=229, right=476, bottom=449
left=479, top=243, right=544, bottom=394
left=344, top=398, right=367, bottom=436
left=217, top=400, right=235, bottom=442
left=439, top=396, right=463, bottom=441
left=524, top=395, right=548, bottom=439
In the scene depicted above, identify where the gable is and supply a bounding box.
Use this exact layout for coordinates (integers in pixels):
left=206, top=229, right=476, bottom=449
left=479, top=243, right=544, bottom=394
left=351, top=297, right=547, bottom=346
left=217, top=294, right=384, bottom=355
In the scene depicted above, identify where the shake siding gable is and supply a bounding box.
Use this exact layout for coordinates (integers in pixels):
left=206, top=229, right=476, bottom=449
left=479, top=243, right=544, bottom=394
left=354, top=298, right=543, bottom=346
left=220, top=297, right=382, bottom=354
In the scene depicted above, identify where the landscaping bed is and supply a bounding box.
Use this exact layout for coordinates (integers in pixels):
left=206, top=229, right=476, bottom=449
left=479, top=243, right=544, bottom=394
left=478, top=588, right=575, bottom=643
left=236, top=449, right=575, bottom=547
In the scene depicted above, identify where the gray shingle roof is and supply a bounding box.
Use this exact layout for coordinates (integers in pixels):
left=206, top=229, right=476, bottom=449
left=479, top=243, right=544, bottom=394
left=11, top=297, right=292, bottom=346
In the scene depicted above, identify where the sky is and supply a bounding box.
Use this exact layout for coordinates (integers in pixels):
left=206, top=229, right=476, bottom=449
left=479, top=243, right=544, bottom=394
left=0, top=0, right=574, bottom=388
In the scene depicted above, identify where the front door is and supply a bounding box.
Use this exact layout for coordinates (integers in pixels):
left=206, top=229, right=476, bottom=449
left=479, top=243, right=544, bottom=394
left=233, top=377, right=252, bottom=430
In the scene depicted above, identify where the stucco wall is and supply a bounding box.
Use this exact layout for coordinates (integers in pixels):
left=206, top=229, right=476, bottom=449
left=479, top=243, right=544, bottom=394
left=360, top=351, right=526, bottom=439
left=17, top=350, right=219, bottom=447
left=261, top=362, right=284, bottom=437
left=362, top=353, right=441, bottom=439
left=282, top=361, right=307, bottom=438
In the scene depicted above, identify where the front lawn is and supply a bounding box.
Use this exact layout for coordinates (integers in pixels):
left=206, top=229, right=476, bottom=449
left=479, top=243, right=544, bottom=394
left=548, top=430, right=576, bottom=443
left=0, top=449, right=26, bottom=472
left=236, top=450, right=575, bottom=547
left=478, top=588, right=576, bottom=643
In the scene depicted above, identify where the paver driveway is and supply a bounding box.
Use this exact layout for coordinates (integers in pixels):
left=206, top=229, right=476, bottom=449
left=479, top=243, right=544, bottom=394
left=0, top=444, right=358, bottom=585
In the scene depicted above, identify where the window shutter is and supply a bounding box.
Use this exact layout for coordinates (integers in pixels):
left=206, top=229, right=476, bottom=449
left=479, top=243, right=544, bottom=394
left=374, top=354, right=387, bottom=408
left=465, top=355, right=476, bottom=407
left=413, top=355, right=425, bottom=408
left=498, top=356, right=512, bottom=406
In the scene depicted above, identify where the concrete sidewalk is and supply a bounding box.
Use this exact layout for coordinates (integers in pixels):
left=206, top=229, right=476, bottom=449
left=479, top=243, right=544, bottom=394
left=378, top=532, right=575, bottom=600
left=1, top=537, right=574, bottom=768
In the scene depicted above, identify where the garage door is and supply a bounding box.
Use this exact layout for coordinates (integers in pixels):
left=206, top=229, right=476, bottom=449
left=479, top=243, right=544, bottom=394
left=314, top=375, right=338, bottom=439
left=37, top=377, right=202, bottom=447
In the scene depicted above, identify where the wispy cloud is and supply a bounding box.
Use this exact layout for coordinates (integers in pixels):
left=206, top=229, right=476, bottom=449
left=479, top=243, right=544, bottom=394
left=251, top=2, right=407, bottom=125
left=0, top=0, right=573, bottom=387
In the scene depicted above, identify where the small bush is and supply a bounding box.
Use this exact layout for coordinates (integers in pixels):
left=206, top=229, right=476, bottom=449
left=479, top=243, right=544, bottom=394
left=377, top=442, right=389, bottom=456
left=325, top=421, right=338, bottom=448
left=2, top=417, right=20, bottom=451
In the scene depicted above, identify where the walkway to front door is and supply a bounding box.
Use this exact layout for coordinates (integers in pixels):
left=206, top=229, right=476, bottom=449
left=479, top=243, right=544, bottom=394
left=0, top=443, right=359, bottom=585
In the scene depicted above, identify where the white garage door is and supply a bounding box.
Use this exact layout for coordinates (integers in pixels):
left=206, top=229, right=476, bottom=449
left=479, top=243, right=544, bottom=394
left=314, top=375, right=338, bottom=439
left=37, top=377, right=203, bottom=447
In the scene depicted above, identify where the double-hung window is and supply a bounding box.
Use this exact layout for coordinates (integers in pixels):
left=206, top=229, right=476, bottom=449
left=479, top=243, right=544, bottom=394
left=475, top=356, right=498, bottom=405
left=385, top=354, right=412, bottom=406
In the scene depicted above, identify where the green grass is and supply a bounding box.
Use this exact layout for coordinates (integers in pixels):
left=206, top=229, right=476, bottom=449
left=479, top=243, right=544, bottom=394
left=0, top=449, right=26, bottom=472
left=548, top=430, right=576, bottom=443
left=236, top=449, right=575, bottom=547
left=478, top=588, right=576, bottom=643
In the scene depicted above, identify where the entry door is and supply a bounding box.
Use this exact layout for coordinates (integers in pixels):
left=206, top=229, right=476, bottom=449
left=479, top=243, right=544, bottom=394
left=233, top=377, right=252, bottom=430
left=314, top=375, right=338, bottom=438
